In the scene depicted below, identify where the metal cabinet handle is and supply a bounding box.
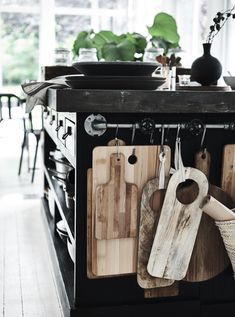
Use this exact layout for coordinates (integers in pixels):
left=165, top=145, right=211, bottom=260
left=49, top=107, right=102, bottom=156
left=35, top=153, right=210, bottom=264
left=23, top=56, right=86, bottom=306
left=62, top=127, right=72, bottom=140
left=49, top=115, right=56, bottom=125
left=55, top=120, right=63, bottom=131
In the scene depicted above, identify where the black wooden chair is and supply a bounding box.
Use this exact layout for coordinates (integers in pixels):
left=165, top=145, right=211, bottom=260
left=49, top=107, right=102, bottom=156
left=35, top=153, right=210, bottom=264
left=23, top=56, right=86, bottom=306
left=0, top=93, right=25, bottom=119
left=18, top=105, right=43, bottom=183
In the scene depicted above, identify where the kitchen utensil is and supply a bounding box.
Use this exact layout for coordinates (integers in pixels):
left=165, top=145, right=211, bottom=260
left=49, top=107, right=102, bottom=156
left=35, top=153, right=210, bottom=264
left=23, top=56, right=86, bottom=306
left=95, top=152, right=138, bottom=240
left=92, top=145, right=170, bottom=276
left=137, top=147, right=175, bottom=289
left=201, top=195, right=235, bottom=220
left=221, top=144, right=235, bottom=201
left=72, top=61, right=159, bottom=76
left=147, top=167, right=208, bottom=280
left=181, top=149, right=233, bottom=281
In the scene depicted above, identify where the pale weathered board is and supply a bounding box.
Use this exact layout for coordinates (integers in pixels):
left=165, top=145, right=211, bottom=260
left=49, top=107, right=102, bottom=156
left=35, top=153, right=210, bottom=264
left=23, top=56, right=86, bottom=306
left=137, top=147, right=174, bottom=289
left=95, top=153, right=138, bottom=240
left=221, top=144, right=235, bottom=202
left=184, top=150, right=231, bottom=281
left=137, top=178, right=177, bottom=289
left=92, top=145, right=171, bottom=276
left=147, top=167, right=208, bottom=281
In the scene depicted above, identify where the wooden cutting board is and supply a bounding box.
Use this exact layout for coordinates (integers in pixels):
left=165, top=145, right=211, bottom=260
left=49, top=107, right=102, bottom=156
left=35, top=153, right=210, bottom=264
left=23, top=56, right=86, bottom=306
left=92, top=145, right=171, bottom=277
left=95, top=153, right=138, bottom=240
left=137, top=149, right=174, bottom=288
left=183, top=150, right=231, bottom=281
left=221, top=144, right=235, bottom=202
left=147, top=167, right=208, bottom=280
left=138, top=179, right=179, bottom=296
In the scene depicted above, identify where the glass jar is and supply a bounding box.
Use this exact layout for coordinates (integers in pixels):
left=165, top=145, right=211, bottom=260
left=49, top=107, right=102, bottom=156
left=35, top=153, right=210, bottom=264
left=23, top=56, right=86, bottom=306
left=54, top=48, right=70, bottom=65
left=143, top=47, right=164, bottom=63
left=77, top=48, right=98, bottom=62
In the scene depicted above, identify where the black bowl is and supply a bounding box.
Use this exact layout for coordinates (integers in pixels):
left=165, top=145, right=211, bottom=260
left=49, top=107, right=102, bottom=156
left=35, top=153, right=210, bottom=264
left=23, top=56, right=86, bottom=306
left=72, top=61, right=159, bottom=77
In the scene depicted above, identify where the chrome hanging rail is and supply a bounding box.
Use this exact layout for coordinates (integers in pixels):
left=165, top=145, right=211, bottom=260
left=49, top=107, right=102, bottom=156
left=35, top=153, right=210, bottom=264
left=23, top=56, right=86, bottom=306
left=84, top=114, right=235, bottom=137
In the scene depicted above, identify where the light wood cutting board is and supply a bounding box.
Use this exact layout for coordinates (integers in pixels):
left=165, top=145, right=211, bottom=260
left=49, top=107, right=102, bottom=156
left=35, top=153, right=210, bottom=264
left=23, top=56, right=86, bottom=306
left=147, top=167, right=208, bottom=281
left=95, top=153, right=138, bottom=240
left=91, top=145, right=171, bottom=277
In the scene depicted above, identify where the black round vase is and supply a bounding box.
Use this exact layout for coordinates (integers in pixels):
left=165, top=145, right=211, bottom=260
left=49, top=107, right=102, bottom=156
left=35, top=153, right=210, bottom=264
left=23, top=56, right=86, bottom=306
left=191, top=43, right=222, bottom=86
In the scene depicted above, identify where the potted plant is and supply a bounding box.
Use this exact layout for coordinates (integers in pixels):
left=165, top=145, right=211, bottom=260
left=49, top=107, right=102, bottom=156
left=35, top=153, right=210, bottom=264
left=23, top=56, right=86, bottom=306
left=72, top=12, right=180, bottom=62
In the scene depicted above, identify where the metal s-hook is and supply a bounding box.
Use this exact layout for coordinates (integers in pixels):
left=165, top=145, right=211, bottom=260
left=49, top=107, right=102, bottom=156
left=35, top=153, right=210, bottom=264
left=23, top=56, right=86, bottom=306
left=130, top=124, right=136, bottom=145
left=200, top=124, right=207, bottom=152
left=176, top=123, right=181, bottom=140
left=128, top=124, right=137, bottom=164
left=160, top=125, right=165, bottom=154
left=115, top=124, right=120, bottom=157
left=158, top=125, right=166, bottom=189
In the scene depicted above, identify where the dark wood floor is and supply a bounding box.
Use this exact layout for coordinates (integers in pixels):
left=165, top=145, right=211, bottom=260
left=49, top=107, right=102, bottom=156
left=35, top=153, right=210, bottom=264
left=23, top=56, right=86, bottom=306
left=0, top=116, right=63, bottom=316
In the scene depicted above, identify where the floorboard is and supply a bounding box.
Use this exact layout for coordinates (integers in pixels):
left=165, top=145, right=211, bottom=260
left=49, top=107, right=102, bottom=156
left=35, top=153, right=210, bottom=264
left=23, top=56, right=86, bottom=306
left=0, top=116, right=63, bottom=317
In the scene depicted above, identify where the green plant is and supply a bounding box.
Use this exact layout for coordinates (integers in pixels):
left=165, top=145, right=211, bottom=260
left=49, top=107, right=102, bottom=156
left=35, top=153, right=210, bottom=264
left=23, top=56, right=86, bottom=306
left=147, top=12, right=180, bottom=54
left=207, top=5, right=235, bottom=43
left=72, top=12, right=180, bottom=61
left=72, top=30, right=146, bottom=61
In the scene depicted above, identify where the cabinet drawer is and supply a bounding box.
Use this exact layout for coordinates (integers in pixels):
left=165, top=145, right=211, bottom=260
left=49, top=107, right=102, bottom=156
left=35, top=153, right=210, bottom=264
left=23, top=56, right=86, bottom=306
left=44, top=108, right=57, bottom=140
left=57, top=113, right=66, bottom=145
left=64, top=118, right=75, bottom=157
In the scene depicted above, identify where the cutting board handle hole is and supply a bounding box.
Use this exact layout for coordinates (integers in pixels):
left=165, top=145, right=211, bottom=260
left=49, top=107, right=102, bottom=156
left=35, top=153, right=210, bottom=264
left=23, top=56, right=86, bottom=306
left=176, top=179, right=199, bottom=205
left=128, top=154, right=138, bottom=165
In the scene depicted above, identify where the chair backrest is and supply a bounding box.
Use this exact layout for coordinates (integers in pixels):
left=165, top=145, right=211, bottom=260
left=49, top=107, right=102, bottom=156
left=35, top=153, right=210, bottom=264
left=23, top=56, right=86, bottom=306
left=23, top=105, right=43, bottom=133
left=0, top=93, right=26, bottom=119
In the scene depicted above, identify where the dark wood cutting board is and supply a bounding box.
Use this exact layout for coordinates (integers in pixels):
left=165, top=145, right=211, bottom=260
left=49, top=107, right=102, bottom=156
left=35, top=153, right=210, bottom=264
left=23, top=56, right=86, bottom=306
left=183, top=150, right=232, bottom=281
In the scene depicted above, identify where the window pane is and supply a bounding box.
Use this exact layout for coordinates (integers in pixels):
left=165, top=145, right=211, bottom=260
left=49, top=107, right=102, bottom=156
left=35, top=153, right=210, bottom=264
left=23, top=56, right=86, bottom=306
left=55, top=15, right=91, bottom=48
left=55, top=0, right=91, bottom=8
left=99, top=16, right=127, bottom=34
left=0, top=0, right=39, bottom=5
left=1, top=12, right=39, bottom=85
left=98, top=0, right=128, bottom=9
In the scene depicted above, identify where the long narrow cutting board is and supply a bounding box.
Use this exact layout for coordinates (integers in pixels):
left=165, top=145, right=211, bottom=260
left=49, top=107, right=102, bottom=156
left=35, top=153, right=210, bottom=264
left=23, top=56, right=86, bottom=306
left=147, top=167, right=208, bottom=280
left=91, top=145, right=171, bottom=277
left=137, top=149, right=175, bottom=289
left=221, top=144, right=235, bottom=202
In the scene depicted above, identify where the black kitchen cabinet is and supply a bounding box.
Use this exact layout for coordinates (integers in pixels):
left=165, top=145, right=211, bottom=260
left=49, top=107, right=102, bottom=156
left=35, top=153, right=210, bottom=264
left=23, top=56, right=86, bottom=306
left=41, top=86, right=235, bottom=317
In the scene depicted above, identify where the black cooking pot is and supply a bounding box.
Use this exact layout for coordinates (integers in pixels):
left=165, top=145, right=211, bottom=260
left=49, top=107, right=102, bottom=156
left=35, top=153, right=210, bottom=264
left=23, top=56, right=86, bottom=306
left=49, top=156, right=73, bottom=174
left=50, top=168, right=75, bottom=195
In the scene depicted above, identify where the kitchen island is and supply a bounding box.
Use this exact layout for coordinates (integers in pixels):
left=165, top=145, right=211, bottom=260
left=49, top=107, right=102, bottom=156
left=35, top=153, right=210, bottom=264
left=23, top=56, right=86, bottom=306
left=42, top=88, right=235, bottom=317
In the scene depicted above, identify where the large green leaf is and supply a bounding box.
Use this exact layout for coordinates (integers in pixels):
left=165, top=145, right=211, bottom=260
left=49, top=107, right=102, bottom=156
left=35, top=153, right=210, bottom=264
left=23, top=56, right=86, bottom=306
left=93, top=30, right=120, bottom=48
left=102, top=39, right=136, bottom=61
left=125, top=32, right=147, bottom=54
left=148, top=12, right=180, bottom=45
left=72, top=30, right=94, bottom=56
